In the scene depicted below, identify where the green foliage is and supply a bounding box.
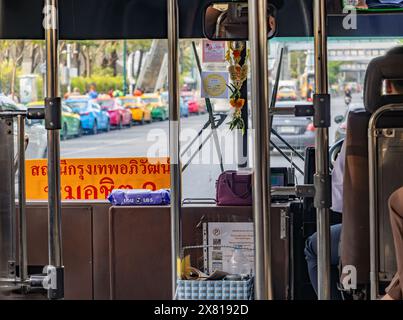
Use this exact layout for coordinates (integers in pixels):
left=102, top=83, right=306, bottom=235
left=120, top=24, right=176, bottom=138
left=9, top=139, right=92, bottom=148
left=127, top=40, right=152, bottom=52
left=92, top=66, right=115, bottom=77
left=0, top=60, right=21, bottom=94
left=328, top=61, right=344, bottom=85
left=290, top=51, right=307, bottom=79
left=71, top=76, right=123, bottom=94
left=36, top=76, right=44, bottom=100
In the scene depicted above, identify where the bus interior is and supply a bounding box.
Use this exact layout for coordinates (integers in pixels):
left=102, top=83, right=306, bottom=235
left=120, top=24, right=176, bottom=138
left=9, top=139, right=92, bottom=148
left=1, top=0, right=403, bottom=301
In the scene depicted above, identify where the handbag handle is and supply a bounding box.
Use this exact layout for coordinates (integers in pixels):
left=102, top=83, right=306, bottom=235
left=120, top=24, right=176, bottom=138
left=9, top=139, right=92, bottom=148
left=224, top=173, right=252, bottom=199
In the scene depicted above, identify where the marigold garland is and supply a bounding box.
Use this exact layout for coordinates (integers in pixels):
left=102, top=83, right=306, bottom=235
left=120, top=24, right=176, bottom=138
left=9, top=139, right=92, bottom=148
left=225, top=41, right=249, bottom=135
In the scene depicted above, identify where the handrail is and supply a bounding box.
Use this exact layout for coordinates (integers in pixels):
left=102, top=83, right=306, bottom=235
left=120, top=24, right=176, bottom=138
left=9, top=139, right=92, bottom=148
left=368, top=103, right=403, bottom=300
left=44, top=0, right=64, bottom=300
left=17, top=116, right=28, bottom=289
left=167, top=0, right=182, bottom=299
left=248, top=0, right=272, bottom=300
left=313, top=0, right=332, bottom=300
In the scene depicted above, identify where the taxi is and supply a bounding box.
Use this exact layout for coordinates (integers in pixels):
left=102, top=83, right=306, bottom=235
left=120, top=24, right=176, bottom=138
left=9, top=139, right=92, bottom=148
left=28, top=100, right=82, bottom=140
left=118, top=96, right=152, bottom=124
left=142, top=93, right=168, bottom=121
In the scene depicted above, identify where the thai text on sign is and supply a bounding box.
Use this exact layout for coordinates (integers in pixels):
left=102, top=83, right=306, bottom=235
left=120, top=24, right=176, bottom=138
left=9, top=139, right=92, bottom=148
left=26, top=158, right=170, bottom=200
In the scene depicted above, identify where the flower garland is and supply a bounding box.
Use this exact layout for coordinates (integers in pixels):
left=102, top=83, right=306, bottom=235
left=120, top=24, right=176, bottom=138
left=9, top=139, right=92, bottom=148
left=225, top=41, right=249, bottom=135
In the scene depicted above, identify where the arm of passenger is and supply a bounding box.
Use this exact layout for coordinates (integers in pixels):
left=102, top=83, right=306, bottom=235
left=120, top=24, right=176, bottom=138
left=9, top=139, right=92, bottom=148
left=331, top=142, right=346, bottom=214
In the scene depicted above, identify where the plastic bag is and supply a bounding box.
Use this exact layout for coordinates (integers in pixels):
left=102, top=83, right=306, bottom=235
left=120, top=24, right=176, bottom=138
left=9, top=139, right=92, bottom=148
left=108, top=189, right=171, bottom=206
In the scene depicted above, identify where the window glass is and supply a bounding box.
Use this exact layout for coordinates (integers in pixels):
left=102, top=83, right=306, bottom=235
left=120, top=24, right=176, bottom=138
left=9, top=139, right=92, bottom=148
left=66, top=101, right=87, bottom=110
left=98, top=99, right=115, bottom=108
left=3, top=37, right=402, bottom=200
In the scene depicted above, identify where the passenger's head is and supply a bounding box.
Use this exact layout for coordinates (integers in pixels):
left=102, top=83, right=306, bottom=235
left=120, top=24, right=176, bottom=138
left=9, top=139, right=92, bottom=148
left=386, top=79, right=403, bottom=95
left=385, top=46, right=403, bottom=95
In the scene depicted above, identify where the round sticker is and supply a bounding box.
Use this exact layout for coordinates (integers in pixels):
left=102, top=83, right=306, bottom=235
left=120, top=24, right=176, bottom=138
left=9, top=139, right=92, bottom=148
left=203, top=74, right=227, bottom=97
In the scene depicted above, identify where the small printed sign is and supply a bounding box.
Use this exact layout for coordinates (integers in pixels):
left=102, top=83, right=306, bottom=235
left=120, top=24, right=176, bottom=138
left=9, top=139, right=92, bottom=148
left=207, top=222, right=255, bottom=274
left=201, top=71, right=229, bottom=99
left=202, top=40, right=226, bottom=63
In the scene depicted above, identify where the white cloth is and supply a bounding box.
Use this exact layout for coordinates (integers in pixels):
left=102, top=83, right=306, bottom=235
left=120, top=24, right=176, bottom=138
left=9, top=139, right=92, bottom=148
left=331, top=142, right=346, bottom=214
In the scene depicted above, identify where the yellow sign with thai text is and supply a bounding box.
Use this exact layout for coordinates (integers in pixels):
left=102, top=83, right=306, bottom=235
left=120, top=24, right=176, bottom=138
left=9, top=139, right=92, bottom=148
left=26, top=158, right=170, bottom=201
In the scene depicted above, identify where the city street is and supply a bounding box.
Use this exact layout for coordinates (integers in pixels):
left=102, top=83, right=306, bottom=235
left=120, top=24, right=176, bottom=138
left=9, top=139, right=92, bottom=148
left=60, top=94, right=361, bottom=199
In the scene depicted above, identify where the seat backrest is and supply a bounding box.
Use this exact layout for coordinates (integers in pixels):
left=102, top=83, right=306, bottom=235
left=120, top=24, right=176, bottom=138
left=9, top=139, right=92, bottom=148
left=340, top=48, right=403, bottom=286
left=340, top=109, right=371, bottom=285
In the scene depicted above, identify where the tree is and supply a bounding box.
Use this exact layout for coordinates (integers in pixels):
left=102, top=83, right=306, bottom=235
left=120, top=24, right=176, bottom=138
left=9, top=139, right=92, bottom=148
left=0, top=40, right=26, bottom=97
left=290, top=51, right=307, bottom=80
left=328, top=61, right=343, bottom=85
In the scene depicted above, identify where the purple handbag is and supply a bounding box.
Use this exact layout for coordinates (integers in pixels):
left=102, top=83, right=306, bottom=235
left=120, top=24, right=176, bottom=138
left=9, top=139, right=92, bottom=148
left=216, top=171, right=252, bottom=206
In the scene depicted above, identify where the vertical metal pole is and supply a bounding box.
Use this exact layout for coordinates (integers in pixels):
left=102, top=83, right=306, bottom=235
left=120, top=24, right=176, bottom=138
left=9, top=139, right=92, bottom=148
left=123, top=40, right=128, bottom=95
left=313, top=0, right=331, bottom=300
left=248, top=0, right=272, bottom=300
left=66, top=43, right=72, bottom=94
left=368, top=112, right=380, bottom=300
left=167, top=0, right=181, bottom=299
left=0, top=117, right=16, bottom=289
left=17, top=116, right=28, bottom=285
left=238, top=44, right=248, bottom=169
left=45, top=0, right=64, bottom=299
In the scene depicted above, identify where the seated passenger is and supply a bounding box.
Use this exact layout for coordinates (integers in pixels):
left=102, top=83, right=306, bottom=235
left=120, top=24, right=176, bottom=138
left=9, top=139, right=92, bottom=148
left=304, top=46, right=403, bottom=300
left=382, top=188, right=403, bottom=300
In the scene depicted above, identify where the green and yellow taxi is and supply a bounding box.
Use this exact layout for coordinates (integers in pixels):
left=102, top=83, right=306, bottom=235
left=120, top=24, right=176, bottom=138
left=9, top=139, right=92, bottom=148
left=28, top=101, right=82, bottom=140
left=142, top=93, right=168, bottom=121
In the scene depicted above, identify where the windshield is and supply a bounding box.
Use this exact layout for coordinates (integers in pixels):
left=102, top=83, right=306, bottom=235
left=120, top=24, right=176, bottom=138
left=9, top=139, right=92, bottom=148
left=181, top=96, right=192, bottom=102
left=66, top=101, right=88, bottom=110
left=120, top=98, right=137, bottom=105
left=98, top=100, right=115, bottom=108
left=142, top=98, right=160, bottom=104
left=279, top=86, right=295, bottom=92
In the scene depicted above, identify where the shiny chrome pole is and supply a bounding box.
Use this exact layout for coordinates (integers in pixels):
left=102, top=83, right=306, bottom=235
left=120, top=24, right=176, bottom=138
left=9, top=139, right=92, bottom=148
left=313, top=0, right=331, bottom=300
left=368, top=108, right=379, bottom=300
left=167, top=0, right=181, bottom=299
left=17, top=116, right=28, bottom=285
left=44, top=0, right=64, bottom=299
left=248, top=0, right=272, bottom=300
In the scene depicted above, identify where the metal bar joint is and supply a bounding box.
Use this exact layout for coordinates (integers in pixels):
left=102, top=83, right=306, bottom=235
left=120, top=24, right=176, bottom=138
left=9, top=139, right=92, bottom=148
left=27, top=107, right=45, bottom=120
left=295, top=104, right=315, bottom=117
left=45, top=97, right=62, bottom=130
left=314, top=173, right=332, bottom=209
left=313, top=94, right=331, bottom=128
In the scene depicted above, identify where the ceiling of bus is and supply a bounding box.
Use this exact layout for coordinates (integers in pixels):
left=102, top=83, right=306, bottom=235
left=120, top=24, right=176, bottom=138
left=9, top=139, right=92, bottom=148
left=1, top=0, right=403, bottom=39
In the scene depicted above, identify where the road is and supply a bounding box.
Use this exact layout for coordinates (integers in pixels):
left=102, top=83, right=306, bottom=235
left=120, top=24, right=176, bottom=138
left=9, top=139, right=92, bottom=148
left=60, top=94, right=361, bottom=199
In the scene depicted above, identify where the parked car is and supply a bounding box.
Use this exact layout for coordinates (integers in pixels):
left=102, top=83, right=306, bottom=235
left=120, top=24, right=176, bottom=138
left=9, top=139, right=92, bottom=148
left=0, top=95, right=47, bottom=159
left=160, top=91, right=189, bottom=117
left=211, top=98, right=230, bottom=114
left=96, top=96, right=132, bottom=129
left=181, top=92, right=206, bottom=115
left=142, top=93, right=168, bottom=121
left=271, top=101, right=316, bottom=151
left=277, top=87, right=298, bottom=101
left=334, top=103, right=365, bottom=142
left=118, top=96, right=152, bottom=124
left=28, top=101, right=82, bottom=140
left=65, top=96, right=110, bottom=135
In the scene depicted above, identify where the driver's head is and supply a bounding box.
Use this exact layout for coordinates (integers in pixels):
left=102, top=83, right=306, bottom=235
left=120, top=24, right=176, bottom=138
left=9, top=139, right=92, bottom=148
left=384, top=46, right=403, bottom=95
